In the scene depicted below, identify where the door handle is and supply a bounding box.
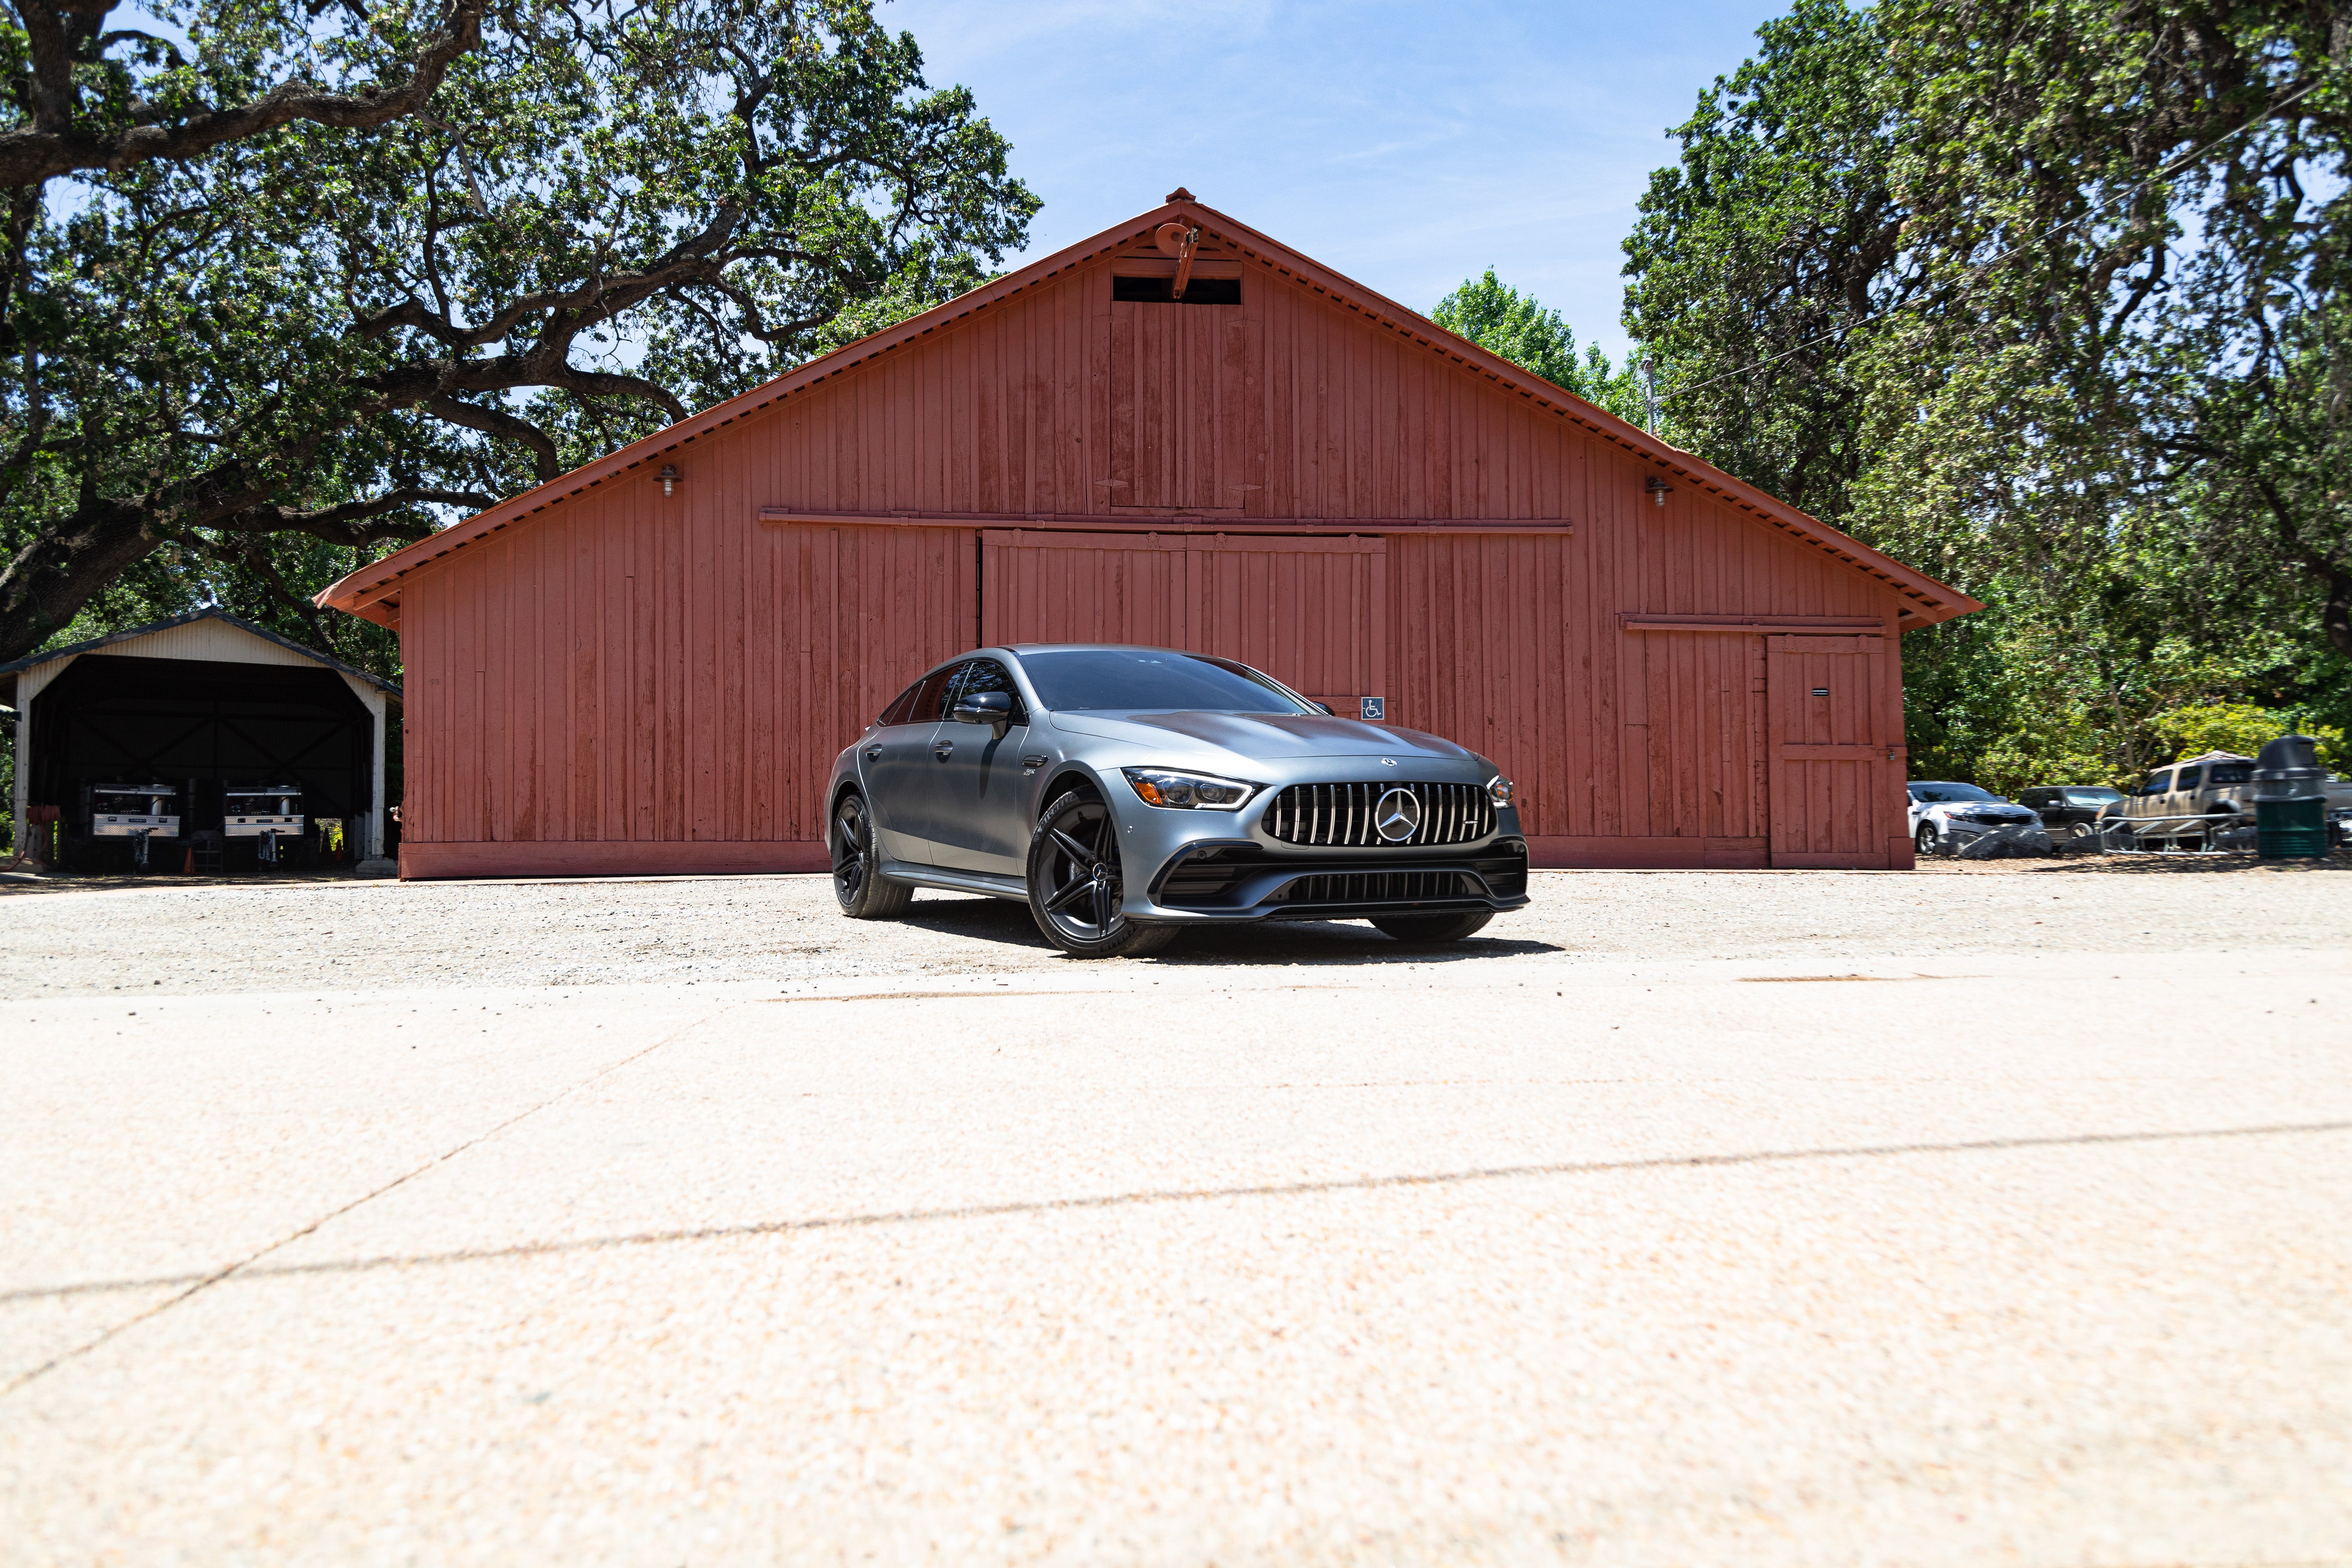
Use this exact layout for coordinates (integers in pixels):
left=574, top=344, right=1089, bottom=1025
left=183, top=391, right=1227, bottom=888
left=865, top=746, right=882, bottom=760
left=934, top=741, right=954, bottom=760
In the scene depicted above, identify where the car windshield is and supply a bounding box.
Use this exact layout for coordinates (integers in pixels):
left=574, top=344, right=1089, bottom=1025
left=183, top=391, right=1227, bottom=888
left=1909, top=783, right=1999, bottom=803
left=2065, top=788, right=2123, bottom=804
left=1018, top=649, right=1316, bottom=714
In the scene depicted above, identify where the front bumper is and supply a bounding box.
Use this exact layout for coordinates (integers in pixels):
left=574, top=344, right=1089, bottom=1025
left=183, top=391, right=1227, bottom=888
left=1933, top=816, right=2050, bottom=848
left=1131, top=837, right=1530, bottom=923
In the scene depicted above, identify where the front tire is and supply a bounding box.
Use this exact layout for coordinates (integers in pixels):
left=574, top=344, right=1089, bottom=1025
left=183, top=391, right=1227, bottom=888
left=1026, top=791, right=1176, bottom=959
left=1371, top=911, right=1494, bottom=943
left=832, top=792, right=913, bottom=919
left=1915, top=822, right=1940, bottom=858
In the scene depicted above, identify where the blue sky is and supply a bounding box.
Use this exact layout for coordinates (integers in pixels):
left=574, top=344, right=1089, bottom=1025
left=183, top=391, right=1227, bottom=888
left=883, top=0, right=1788, bottom=364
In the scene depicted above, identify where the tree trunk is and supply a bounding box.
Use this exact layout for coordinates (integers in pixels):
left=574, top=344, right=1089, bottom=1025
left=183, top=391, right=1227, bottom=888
left=2321, top=560, right=2352, bottom=661
left=0, top=502, right=160, bottom=661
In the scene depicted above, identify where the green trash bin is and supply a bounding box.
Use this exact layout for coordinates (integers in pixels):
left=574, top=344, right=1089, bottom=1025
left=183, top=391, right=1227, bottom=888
left=2252, top=735, right=2330, bottom=859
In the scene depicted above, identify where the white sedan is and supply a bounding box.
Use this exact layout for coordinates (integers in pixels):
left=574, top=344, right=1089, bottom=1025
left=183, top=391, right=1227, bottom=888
left=1907, top=781, right=2053, bottom=857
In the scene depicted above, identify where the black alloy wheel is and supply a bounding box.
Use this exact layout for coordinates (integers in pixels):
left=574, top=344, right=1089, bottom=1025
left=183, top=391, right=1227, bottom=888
left=832, top=792, right=912, bottom=919
left=1370, top=911, right=1494, bottom=943
left=1027, top=792, right=1175, bottom=958
left=1915, top=822, right=1940, bottom=858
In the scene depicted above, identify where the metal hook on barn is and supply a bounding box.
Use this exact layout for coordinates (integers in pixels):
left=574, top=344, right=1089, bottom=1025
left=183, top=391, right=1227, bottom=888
left=1153, top=222, right=1202, bottom=299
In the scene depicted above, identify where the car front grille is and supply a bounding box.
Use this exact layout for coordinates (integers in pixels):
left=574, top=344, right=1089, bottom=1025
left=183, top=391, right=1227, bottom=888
left=1263, top=781, right=1494, bottom=847
left=1274, top=870, right=1473, bottom=905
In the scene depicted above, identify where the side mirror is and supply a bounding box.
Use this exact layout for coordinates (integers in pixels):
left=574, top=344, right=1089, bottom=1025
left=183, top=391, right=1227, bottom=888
left=951, top=690, right=1013, bottom=731
left=1313, top=702, right=1333, bottom=716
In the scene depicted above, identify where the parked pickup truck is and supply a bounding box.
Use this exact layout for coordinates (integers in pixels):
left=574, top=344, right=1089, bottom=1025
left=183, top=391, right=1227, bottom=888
left=2098, top=752, right=2256, bottom=850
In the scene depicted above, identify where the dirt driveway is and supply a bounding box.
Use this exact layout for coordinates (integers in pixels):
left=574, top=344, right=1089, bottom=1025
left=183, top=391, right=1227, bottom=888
left=5, top=852, right=2347, bottom=996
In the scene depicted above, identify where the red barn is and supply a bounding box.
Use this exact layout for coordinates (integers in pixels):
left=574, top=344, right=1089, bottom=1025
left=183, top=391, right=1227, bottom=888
left=318, top=193, right=1978, bottom=879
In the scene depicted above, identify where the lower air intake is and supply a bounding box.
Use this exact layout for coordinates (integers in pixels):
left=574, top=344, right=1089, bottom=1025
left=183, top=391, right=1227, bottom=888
left=1276, top=870, right=1470, bottom=905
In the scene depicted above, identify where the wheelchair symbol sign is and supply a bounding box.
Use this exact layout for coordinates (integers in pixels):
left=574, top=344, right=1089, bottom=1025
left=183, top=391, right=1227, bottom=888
left=1359, top=696, right=1385, bottom=722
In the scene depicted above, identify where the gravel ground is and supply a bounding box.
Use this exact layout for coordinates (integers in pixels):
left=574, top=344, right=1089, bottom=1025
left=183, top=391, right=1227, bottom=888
left=4, top=863, right=2349, bottom=1565
left=4, top=852, right=2349, bottom=997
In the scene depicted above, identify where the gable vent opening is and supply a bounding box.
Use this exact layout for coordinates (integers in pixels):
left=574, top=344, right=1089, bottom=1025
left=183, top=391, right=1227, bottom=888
left=1112, top=275, right=1242, bottom=305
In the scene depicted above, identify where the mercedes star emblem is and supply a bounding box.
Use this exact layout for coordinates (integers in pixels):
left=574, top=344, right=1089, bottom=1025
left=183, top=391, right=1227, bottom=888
left=1374, top=786, right=1422, bottom=843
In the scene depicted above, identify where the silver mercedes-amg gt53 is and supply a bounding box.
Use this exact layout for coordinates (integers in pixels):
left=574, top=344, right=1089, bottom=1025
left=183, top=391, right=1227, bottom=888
left=826, top=644, right=1529, bottom=957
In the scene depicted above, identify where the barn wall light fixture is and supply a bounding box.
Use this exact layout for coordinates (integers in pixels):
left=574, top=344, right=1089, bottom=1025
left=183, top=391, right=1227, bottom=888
left=1645, top=474, right=1675, bottom=508
left=658, top=464, right=679, bottom=497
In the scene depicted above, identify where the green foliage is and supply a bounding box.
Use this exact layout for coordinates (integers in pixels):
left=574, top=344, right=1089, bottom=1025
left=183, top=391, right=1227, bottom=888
left=1622, top=0, right=2352, bottom=791
left=1621, top=0, right=1893, bottom=516
left=1432, top=270, right=1645, bottom=425
left=2154, top=704, right=2345, bottom=772
left=0, top=0, right=1038, bottom=667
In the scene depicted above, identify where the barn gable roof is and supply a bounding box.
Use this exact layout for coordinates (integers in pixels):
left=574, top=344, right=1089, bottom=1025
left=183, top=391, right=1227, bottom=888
left=317, top=196, right=1981, bottom=629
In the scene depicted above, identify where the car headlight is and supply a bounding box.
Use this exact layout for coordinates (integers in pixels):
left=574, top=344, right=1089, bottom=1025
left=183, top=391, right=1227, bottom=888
left=1486, top=775, right=1515, bottom=807
left=1121, top=767, right=1262, bottom=810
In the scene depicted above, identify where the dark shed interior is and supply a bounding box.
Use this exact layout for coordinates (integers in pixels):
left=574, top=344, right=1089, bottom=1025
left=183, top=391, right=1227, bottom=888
left=30, top=653, right=375, bottom=869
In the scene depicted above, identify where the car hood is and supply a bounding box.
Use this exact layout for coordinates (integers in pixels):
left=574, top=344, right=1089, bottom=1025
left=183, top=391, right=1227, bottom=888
left=1049, top=710, right=1476, bottom=761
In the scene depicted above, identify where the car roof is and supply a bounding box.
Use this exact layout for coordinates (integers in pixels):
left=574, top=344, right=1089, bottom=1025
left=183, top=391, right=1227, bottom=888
left=903, top=644, right=1242, bottom=681
left=1000, top=643, right=1207, bottom=657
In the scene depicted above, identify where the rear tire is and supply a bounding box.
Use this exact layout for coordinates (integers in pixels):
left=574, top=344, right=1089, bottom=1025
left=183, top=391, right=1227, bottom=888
left=832, top=792, right=913, bottom=919
left=1371, top=911, right=1494, bottom=943
left=1027, top=791, right=1176, bottom=959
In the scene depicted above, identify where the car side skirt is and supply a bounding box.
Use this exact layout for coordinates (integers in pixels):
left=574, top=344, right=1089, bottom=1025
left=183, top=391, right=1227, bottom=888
left=875, top=860, right=1029, bottom=902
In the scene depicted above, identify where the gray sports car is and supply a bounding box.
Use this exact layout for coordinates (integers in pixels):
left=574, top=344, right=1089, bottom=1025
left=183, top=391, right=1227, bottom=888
left=826, top=645, right=1530, bottom=957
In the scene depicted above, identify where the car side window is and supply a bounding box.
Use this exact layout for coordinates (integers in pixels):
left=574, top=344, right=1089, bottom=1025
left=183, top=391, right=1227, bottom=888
left=903, top=665, right=960, bottom=725
left=2021, top=790, right=2047, bottom=806
left=950, top=658, right=1028, bottom=725
left=2173, top=766, right=2202, bottom=791
left=877, top=679, right=925, bottom=727
left=2141, top=771, right=2171, bottom=795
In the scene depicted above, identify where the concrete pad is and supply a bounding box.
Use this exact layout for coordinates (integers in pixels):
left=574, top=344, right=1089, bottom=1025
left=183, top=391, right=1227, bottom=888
left=0, top=988, right=722, bottom=1296
left=4, top=1137, right=2346, bottom=1565
left=3, top=871, right=2349, bottom=1562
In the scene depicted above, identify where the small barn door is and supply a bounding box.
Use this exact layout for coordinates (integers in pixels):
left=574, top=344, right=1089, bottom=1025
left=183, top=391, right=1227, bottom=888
left=980, top=530, right=1384, bottom=708
left=1766, top=634, right=1907, bottom=868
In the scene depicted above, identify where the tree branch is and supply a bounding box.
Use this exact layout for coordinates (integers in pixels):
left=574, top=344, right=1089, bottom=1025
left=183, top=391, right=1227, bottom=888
left=426, top=393, right=562, bottom=483
left=0, top=0, right=487, bottom=188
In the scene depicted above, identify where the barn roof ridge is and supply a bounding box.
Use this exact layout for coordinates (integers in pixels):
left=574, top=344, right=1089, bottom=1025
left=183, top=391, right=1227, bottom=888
left=0, top=606, right=403, bottom=698
left=316, top=198, right=1979, bottom=627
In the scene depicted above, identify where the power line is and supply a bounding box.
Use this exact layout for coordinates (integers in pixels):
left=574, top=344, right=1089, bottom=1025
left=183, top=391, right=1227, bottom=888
left=1655, top=72, right=2331, bottom=407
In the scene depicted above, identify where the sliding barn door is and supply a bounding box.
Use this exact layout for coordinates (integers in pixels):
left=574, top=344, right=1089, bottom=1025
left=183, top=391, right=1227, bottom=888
left=1765, top=634, right=1908, bottom=868
left=980, top=530, right=1385, bottom=710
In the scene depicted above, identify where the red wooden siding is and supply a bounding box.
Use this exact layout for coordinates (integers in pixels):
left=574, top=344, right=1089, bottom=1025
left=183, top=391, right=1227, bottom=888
left=398, top=514, right=970, bottom=878
left=364, top=211, right=1947, bottom=877
left=979, top=531, right=1192, bottom=649
left=979, top=530, right=1386, bottom=713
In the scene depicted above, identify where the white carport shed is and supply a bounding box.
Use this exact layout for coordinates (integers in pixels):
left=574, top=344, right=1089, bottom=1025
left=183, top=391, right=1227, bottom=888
left=1, top=610, right=399, bottom=863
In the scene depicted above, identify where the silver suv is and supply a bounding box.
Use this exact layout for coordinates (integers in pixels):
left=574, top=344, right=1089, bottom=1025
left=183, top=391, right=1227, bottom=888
left=2099, top=752, right=2256, bottom=850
